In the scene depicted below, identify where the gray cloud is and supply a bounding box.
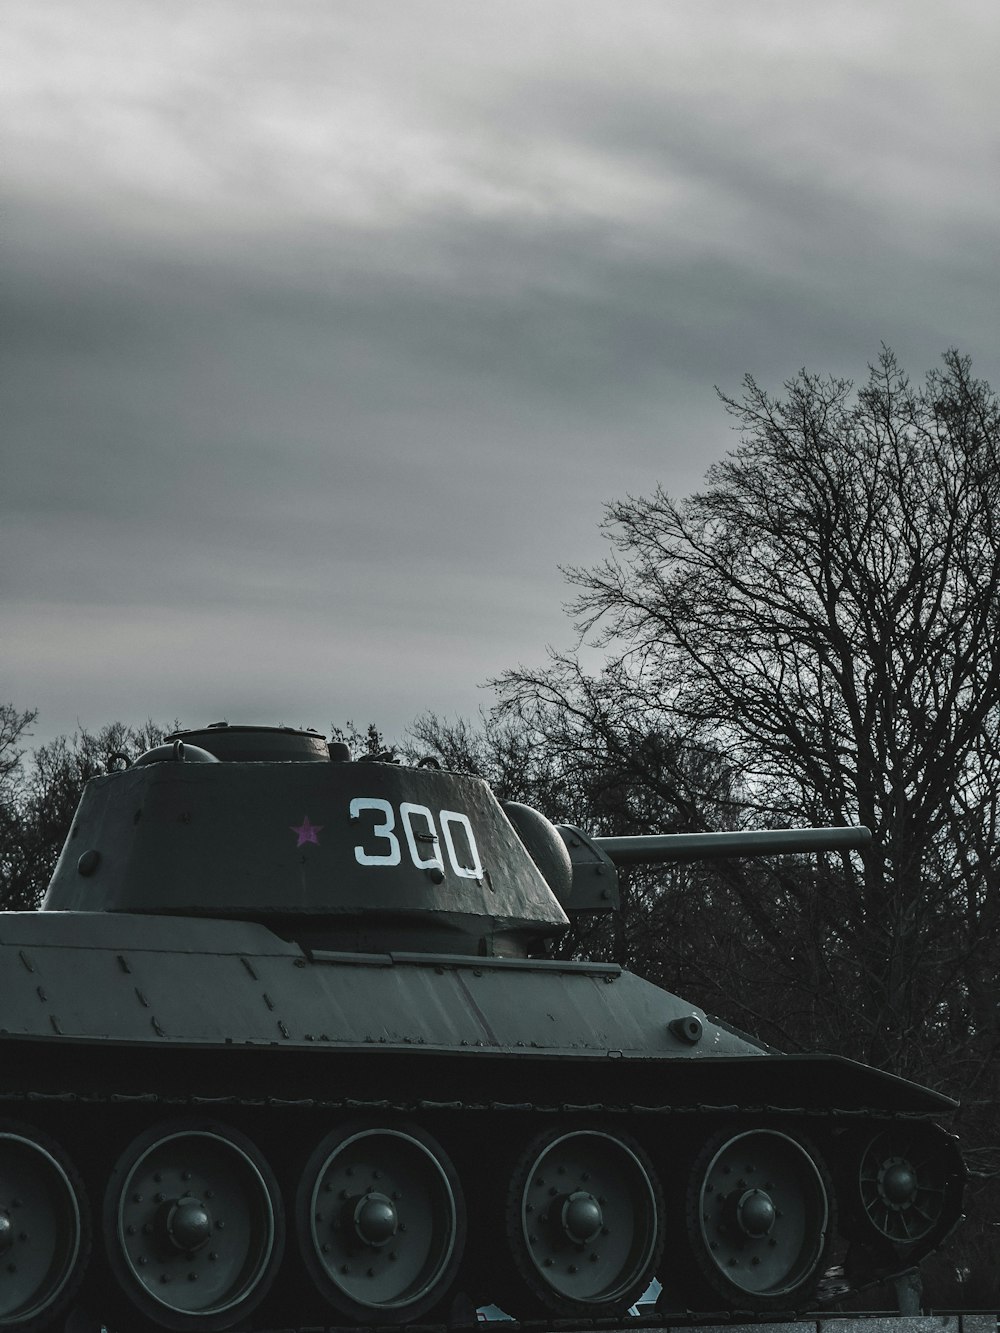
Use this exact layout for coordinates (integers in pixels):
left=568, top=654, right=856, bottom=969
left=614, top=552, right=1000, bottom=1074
left=3, top=0, right=999, bottom=747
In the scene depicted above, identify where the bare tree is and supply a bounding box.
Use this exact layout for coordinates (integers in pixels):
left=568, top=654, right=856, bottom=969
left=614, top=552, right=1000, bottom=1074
left=0, top=717, right=165, bottom=910
left=0, top=703, right=38, bottom=908
left=0, top=702, right=36, bottom=790
left=501, top=350, right=1000, bottom=1058
left=494, top=350, right=1000, bottom=1301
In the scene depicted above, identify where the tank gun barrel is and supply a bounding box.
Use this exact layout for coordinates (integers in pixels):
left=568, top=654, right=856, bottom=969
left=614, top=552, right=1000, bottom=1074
left=594, top=825, right=872, bottom=866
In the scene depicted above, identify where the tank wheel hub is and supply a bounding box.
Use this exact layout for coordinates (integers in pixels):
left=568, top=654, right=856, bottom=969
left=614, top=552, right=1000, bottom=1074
left=351, top=1192, right=399, bottom=1247
left=691, top=1128, right=831, bottom=1303
left=559, top=1191, right=604, bottom=1244
left=731, top=1187, right=776, bottom=1238
left=508, top=1127, right=662, bottom=1316
left=160, top=1196, right=213, bottom=1252
left=298, top=1123, right=465, bottom=1322
left=856, top=1125, right=962, bottom=1246
left=0, top=1128, right=87, bottom=1326
left=878, top=1158, right=918, bottom=1210
left=109, top=1123, right=280, bottom=1322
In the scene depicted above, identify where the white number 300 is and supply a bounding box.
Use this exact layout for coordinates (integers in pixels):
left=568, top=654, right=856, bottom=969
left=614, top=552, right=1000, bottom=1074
left=349, top=798, right=484, bottom=880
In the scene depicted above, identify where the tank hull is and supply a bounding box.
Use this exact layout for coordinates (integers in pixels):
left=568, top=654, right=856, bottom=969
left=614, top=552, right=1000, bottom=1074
left=0, top=909, right=956, bottom=1104
left=0, top=911, right=963, bottom=1331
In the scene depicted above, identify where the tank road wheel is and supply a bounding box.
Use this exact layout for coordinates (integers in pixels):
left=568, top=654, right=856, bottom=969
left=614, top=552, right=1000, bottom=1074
left=103, top=1120, right=283, bottom=1332
left=501, top=1127, right=663, bottom=1318
left=295, top=1122, right=466, bottom=1324
left=853, top=1123, right=964, bottom=1255
left=0, top=1125, right=89, bottom=1332
left=686, top=1127, right=832, bottom=1311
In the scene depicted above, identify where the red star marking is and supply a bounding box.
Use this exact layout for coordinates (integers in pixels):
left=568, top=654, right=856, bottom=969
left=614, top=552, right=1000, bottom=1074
left=291, top=816, right=323, bottom=847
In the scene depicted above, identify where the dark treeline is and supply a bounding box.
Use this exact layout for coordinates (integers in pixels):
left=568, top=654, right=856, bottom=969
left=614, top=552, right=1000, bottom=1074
left=0, top=708, right=164, bottom=912
left=3, top=349, right=998, bottom=1303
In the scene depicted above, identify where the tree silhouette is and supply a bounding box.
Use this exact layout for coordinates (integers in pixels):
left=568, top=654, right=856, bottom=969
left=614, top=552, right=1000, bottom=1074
left=492, top=348, right=1000, bottom=1303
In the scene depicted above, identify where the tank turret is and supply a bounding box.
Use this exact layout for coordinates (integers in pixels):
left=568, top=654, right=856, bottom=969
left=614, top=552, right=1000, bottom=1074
left=43, top=723, right=569, bottom=958
left=0, top=722, right=964, bottom=1333
left=44, top=724, right=870, bottom=956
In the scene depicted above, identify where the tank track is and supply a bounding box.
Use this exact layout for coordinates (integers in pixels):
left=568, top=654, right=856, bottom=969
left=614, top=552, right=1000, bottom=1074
left=2, top=1085, right=944, bottom=1119
left=4, top=1083, right=950, bottom=1333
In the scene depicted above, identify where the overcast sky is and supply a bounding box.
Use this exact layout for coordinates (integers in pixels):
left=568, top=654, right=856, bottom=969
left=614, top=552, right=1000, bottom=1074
left=4, top=0, right=999, bottom=753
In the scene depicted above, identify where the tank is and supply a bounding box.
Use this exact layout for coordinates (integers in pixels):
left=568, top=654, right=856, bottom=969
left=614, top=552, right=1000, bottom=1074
left=0, top=723, right=964, bottom=1333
